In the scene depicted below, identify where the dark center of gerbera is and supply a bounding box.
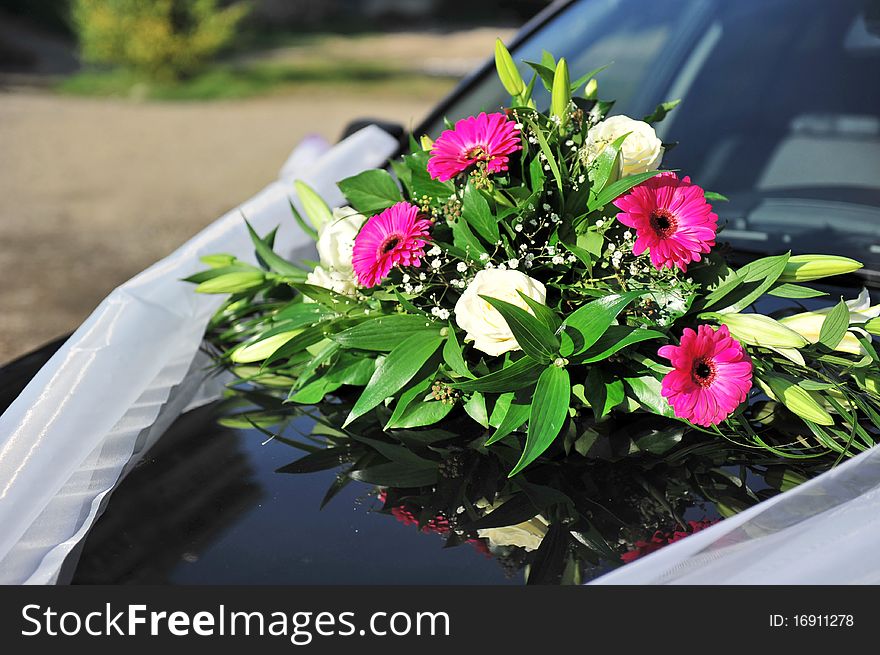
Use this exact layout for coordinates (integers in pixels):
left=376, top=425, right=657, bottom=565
left=466, top=145, right=488, bottom=160
left=649, top=209, right=678, bottom=239
left=379, top=234, right=402, bottom=254
left=691, top=357, right=716, bottom=387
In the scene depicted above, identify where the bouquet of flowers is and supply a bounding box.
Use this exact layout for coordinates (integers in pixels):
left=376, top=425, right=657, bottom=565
left=191, top=41, right=880, bottom=479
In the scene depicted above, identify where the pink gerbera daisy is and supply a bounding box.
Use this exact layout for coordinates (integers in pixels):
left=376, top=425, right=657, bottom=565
left=352, top=201, right=432, bottom=288
left=427, top=112, right=522, bottom=182
left=657, top=324, right=752, bottom=427
left=614, top=172, right=718, bottom=272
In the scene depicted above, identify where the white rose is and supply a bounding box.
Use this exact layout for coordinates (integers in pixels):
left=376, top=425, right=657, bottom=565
left=454, top=269, right=547, bottom=357
left=305, top=265, right=356, bottom=299
left=316, top=206, right=366, bottom=273
left=582, top=115, right=663, bottom=177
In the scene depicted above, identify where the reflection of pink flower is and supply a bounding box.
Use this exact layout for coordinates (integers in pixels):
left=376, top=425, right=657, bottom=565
left=622, top=519, right=719, bottom=563
left=658, top=324, right=752, bottom=427
left=390, top=505, right=418, bottom=526
left=614, top=172, right=717, bottom=272
left=467, top=538, right=492, bottom=558
left=352, top=202, right=432, bottom=288
left=427, top=112, right=522, bottom=181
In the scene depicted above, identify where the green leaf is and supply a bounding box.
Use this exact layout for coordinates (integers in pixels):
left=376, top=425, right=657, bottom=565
left=461, top=182, right=499, bottom=243
left=704, top=252, right=790, bottom=313
left=287, top=377, right=343, bottom=404
left=633, top=426, right=685, bottom=454
left=559, top=291, right=644, bottom=357
left=344, top=333, right=445, bottom=426
left=768, top=283, right=828, bottom=299
left=385, top=376, right=433, bottom=427
left=404, top=151, right=455, bottom=200
left=865, top=317, right=880, bottom=337
left=387, top=400, right=454, bottom=429
left=570, top=64, right=608, bottom=93
left=584, top=368, right=624, bottom=419
left=292, top=283, right=360, bottom=312
left=443, top=328, right=473, bottom=378
left=588, top=170, right=662, bottom=211
left=287, top=198, right=318, bottom=240
left=625, top=375, right=675, bottom=418
left=642, top=99, right=681, bottom=124
left=578, top=326, right=665, bottom=363
left=450, top=356, right=543, bottom=393
left=525, top=117, right=563, bottom=194
left=294, top=180, right=332, bottom=232
left=464, top=392, right=490, bottom=428
left=575, top=231, right=603, bottom=262
left=527, top=523, right=568, bottom=585
left=331, top=314, right=441, bottom=351
left=451, top=216, right=487, bottom=258
left=523, top=59, right=555, bottom=90
left=337, top=169, right=402, bottom=214
left=350, top=462, right=438, bottom=487
left=588, top=132, right=628, bottom=192
left=195, top=271, right=265, bottom=294
left=703, top=191, right=729, bottom=202
left=485, top=397, right=530, bottom=445
left=510, top=365, right=570, bottom=476
left=244, top=219, right=305, bottom=278
left=481, top=295, right=559, bottom=363
left=818, top=299, right=850, bottom=350
left=276, top=447, right=350, bottom=474
left=517, top=291, right=562, bottom=331
left=324, top=353, right=375, bottom=386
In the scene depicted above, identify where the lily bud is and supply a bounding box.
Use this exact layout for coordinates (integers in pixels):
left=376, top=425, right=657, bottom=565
left=756, top=373, right=834, bottom=426
left=718, top=313, right=808, bottom=349
left=551, top=57, right=571, bottom=127
left=294, top=180, right=332, bottom=232
left=778, top=254, right=863, bottom=282
left=778, top=289, right=880, bottom=355
left=494, top=38, right=525, bottom=98
left=584, top=78, right=598, bottom=100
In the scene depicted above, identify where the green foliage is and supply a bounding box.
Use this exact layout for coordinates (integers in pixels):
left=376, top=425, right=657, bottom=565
left=71, top=0, right=250, bottom=82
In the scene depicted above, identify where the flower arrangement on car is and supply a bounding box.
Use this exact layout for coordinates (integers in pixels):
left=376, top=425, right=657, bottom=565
left=190, top=41, right=880, bottom=484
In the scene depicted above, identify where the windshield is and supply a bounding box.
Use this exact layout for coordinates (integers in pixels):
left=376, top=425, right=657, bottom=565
left=429, top=0, right=880, bottom=275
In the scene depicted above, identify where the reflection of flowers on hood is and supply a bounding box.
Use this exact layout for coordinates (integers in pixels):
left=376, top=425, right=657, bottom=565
left=379, top=490, right=450, bottom=534
left=475, top=499, right=550, bottom=552
left=779, top=288, right=880, bottom=355
left=621, top=519, right=719, bottom=563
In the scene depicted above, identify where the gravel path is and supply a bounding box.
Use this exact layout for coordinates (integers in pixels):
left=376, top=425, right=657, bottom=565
left=0, top=89, right=437, bottom=363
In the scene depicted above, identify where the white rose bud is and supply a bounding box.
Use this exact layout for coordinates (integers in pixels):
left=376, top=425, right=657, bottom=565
left=454, top=269, right=547, bottom=357
left=582, top=115, right=663, bottom=177
left=305, top=265, right=356, bottom=299
left=316, top=206, right=366, bottom=273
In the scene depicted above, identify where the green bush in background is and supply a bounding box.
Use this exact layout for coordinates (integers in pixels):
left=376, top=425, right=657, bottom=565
left=71, top=0, right=250, bottom=81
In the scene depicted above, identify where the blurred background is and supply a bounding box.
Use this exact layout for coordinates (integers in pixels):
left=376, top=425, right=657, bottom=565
left=0, top=0, right=548, bottom=364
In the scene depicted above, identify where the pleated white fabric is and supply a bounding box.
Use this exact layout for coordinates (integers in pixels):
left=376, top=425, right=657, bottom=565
left=0, top=126, right=399, bottom=584
left=591, top=442, right=880, bottom=584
